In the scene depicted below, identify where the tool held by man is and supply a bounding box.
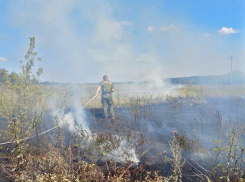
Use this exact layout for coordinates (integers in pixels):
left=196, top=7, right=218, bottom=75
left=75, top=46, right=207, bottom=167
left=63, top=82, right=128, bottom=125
left=96, top=75, right=115, bottom=120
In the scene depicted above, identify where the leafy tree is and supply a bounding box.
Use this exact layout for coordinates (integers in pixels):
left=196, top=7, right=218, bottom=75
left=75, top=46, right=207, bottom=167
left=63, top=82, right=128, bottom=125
left=0, top=68, right=10, bottom=83
left=0, top=37, right=44, bottom=177
left=10, top=71, right=19, bottom=84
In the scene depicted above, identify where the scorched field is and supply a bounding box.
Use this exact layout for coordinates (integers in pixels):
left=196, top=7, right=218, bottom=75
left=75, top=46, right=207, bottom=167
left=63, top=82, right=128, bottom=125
left=1, top=81, right=245, bottom=182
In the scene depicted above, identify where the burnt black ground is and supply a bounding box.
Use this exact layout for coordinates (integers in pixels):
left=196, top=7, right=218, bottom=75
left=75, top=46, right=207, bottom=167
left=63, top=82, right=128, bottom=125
left=82, top=96, right=245, bottom=181
left=84, top=96, right=245, bottom=143
left=1, top=96, right=245, bottom=181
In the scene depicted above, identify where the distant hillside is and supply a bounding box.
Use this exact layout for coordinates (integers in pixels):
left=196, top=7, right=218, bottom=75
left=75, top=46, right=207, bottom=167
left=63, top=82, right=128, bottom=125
left=166, top=70, right=245, bottom=85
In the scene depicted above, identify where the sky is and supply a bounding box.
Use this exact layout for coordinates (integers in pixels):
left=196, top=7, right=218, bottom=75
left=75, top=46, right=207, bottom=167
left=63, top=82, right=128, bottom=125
left=0, top=0, right=244, bottom=83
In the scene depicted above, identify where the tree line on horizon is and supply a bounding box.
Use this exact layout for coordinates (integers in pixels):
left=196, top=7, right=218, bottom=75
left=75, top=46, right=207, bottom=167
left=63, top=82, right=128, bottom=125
left=0, top=68, right=19, bottom=84
left=1, top=67, right=245, bottom=85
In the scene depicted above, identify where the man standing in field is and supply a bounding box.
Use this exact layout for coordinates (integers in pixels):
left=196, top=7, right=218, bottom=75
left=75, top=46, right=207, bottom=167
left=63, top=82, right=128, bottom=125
left=96, top=75, right=115, bottom=120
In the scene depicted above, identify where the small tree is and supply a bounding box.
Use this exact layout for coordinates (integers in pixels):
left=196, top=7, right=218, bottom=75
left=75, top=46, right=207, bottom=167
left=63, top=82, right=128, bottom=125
left=0, top=37, right=44, bottom=178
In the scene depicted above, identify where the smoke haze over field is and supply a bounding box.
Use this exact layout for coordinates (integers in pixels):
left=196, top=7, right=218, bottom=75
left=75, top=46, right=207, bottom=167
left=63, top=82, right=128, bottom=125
left=0, top=0, right=244, bottom=83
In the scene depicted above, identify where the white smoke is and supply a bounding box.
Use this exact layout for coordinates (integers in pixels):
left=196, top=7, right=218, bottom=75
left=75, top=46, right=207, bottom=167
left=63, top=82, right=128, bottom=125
left=48, top=88, right=139, bottom=163
left=73, top=96, right=91, bottom=134
left=51, top=109, right=76, bottom=131
left=101, top=136, right=139, bottom=163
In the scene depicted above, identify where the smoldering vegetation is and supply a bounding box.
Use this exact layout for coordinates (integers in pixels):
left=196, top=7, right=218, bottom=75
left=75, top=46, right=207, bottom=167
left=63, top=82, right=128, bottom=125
left=1, top=77, right=245, bottom=181
left=83, top=87, right=245, bottom=181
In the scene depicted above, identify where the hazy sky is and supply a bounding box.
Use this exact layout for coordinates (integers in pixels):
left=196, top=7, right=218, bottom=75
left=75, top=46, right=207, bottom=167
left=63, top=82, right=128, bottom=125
left=0, top=0, right=244, bottom=83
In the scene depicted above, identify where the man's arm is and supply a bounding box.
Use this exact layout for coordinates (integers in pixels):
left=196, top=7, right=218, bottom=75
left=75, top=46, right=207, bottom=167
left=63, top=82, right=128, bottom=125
left=96, top=86, right=101, bottom=96
left=111, top=84, right=114, bottom=92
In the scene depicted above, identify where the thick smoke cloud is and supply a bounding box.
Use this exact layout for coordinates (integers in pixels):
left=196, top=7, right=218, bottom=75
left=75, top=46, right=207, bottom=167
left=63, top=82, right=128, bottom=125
left=8, top=0, right=245, bottom=83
